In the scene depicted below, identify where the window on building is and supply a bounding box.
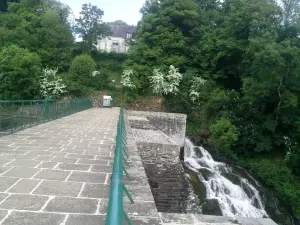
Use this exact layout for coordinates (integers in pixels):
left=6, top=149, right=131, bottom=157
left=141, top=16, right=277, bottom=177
left=112, top=42, right=119, bottom=52
left=126, top=33, right=132, bottom=38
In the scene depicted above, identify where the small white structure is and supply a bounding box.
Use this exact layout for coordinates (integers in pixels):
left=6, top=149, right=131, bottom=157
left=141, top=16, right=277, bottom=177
left=102, top=96, right=113, bottom=107
left=97, top=25, right=136, bottom=53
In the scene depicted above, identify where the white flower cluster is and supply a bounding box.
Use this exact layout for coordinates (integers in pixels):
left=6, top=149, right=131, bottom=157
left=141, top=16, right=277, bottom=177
left=92, top=71, right=100, bottom=77
left=121, top=69, right=136, bottom=89
left=284, top=136, right=299, bottom=162
left=150, top=65, right=183, bottom=95
left=189, top=76, right=207, bottom=102
left=40, top=68, right=67, bottom=99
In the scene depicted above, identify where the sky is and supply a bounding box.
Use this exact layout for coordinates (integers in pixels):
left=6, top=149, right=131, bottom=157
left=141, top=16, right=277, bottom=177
left=60, top=0, right=145, bottom=25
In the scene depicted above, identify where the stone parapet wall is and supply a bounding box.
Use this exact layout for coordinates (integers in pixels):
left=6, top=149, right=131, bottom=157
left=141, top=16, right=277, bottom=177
left=136, top=142, right=200, bottom=214
left=127, top=110, right=187, bottom=147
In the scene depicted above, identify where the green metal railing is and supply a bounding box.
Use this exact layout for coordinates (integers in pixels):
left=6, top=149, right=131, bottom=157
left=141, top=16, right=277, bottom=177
left=105, top=108, right=134, bottom=225
left=0, top=99, right=93, bottom=136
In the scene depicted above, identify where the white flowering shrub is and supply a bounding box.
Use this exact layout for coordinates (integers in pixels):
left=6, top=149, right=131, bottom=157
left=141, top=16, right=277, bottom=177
left=92, top=71, right=100, bottom=77
left=121, top=69, right=136, bottom=89
left=150, top=65, right=182, bottom=95
left=150, top=69, right=166, bottom=94
left=189, top=76, right=207, bottom=102
left=284, top=136, right=299, bottom=162
left=40, top=68, right=67, bottom=99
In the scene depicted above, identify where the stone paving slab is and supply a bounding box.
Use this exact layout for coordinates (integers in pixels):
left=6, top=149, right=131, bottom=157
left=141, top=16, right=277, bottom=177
left=159, top=213, right=278, bottom=225
left=0, top=108, right=119, bottom=225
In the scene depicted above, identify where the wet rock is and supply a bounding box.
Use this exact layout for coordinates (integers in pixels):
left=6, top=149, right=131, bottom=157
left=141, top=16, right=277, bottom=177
left=241, top=184, right=256, bottom=200
left=193, top=147, right=203, bottom=158
left=202, top=198, right=223, bottom=216
left=198, top=168, right=214, bottom=181
left=222, top=172, right=241, bottom=186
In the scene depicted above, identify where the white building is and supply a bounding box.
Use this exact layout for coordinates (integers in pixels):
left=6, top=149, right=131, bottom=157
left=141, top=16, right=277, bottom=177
left=97, top=25, right=136, bottom=53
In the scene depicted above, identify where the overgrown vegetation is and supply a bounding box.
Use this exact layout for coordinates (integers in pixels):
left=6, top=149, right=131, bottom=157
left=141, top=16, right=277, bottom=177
left=2, top=0, right=300, bottom=222
left=123, top=0, right=300, bottom=221
left=0, top=0, right=125, bottom=100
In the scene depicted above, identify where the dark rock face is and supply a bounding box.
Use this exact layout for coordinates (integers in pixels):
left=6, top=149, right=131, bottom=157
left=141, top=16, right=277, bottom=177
left=194, top=147, right=203, bottom=158
left=198, top=168, right=214, bottom=181
left=202, top=198, right=223, bottom=216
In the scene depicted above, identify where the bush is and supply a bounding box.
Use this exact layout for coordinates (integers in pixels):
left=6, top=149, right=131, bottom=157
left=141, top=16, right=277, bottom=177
left=240, top=158, right=300, bottom=220
left=210, top=116, right=238, bottom=157
left=69, top=54, right=96, bottom=86
left=0, top=45, right=41, bottom=100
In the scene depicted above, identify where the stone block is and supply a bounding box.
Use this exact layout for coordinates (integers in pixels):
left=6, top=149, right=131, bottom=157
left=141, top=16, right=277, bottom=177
left=58, top=163, right=90, bottom=171
left=34, top=156, right=54, bottom=161
left=131, top=217, right=162, bottom=225
left=51, top=152, right=67, bottom=157
left=45, top=197, right=98, bottom=213
left=159, top=212, right=194, bottom=224
left=0, top=167, right=12, bottom=175
left=7, top=179, right=40, bottom=193
left=37, top=162, right=58, bottom=169
left=3, top=167, right=40, bottom=178
left=51, top=157, right=78, bottom=164
left=0, top=210, right=8, bottom=222
left=80, top=183, right=109, bottom=198
left=34, top=169, right=70, bottom=181
left=0, top=159, right=14, bottom=168
left=33, top=180, right=82, bottom=197
left=66, top=214, right=106, bottom=225
left=0, top=177, right=19, bottom=192
left=91, top=165, right=112, bottom=173
left=0, top=194, right=48, bottom=210
left=26, top=151, right=54, bottom=156
left=6, top=159, right=40, bottom=167
left=2, top=211, right=65, bottom=225
left=0, top=193, right=8, bottom=202
left=68, top=171, right=106, bottom=183
left=67, top=153, right=95, bottom=159
left=78, top=159, right=108, bottom=165
left=62, top=148, right=85, bottom=154
left=100, top=200, right=158, bottom=217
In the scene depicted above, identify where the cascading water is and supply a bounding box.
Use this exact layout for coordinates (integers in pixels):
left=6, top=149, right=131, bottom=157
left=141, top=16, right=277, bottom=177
left=184, top=138, right=268, bottom=218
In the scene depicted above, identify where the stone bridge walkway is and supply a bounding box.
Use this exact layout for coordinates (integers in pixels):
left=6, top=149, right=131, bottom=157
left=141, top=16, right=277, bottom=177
left=0, top=108, right=120, bottom=225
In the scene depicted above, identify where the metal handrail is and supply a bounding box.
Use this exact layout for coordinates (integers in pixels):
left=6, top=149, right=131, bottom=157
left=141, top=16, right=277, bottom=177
left=0, top=98, right=93, bottom=136
left=105, top=108, right=134, bottom=225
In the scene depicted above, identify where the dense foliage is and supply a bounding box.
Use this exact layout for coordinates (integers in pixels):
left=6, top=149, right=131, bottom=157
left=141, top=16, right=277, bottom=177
left=0, top=0, right=115, bottom=100
left=0, top=45, right=41, bottom=99
left=125, top=0, right=300, bottom=221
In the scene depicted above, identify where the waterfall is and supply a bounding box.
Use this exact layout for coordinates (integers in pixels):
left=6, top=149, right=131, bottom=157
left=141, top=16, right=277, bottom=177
left=184, top=138, right=268, bottom=218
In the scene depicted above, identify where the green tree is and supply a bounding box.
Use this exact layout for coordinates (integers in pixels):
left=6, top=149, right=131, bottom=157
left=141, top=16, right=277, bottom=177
left=68, top=54, right=96, bottom=96
left=106, top=20, right=128, bottom=25
left=74, top=3, right=109, bottom=53
left=0, top=45, right=41, bottom=100
left=0, top=0, right=73, bottom=69
left=124, top=0, right=200, bottom=92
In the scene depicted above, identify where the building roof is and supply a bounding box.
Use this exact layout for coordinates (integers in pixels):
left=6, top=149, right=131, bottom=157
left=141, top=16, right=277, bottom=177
left=108, top=25, right=137, bottom=38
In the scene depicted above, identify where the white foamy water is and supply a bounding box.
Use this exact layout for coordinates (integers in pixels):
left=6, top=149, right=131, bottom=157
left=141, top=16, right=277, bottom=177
left=184, top=138, right=268, bottom=218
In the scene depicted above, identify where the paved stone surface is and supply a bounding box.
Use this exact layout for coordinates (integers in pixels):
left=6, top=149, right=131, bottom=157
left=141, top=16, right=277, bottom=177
left=7, top=179, right=40, bottom=193
left=159, top=213, right=278, bottom=225
left=0, top=194, right=48, bottom=210
left=45, top=197, right=98, bottom=213
left=33, top=180, right=82, bottom=197
left=1, top=211, right=65, bottom=225
left=0, top=108, right=119, bottom=224
left=65, top=214, right=106, bottom=225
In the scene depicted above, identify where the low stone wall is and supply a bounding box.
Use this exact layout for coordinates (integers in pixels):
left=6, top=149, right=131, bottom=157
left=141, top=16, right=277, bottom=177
left=136, top=142, right=200, bottom=214
left=127, top=110, right=187, bottom=147
left=127, top=110, right=200, bottom=214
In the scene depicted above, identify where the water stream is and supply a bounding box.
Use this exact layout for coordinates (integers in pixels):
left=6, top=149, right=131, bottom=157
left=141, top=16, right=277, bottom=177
left=184, top=138, right=268, bottom=218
